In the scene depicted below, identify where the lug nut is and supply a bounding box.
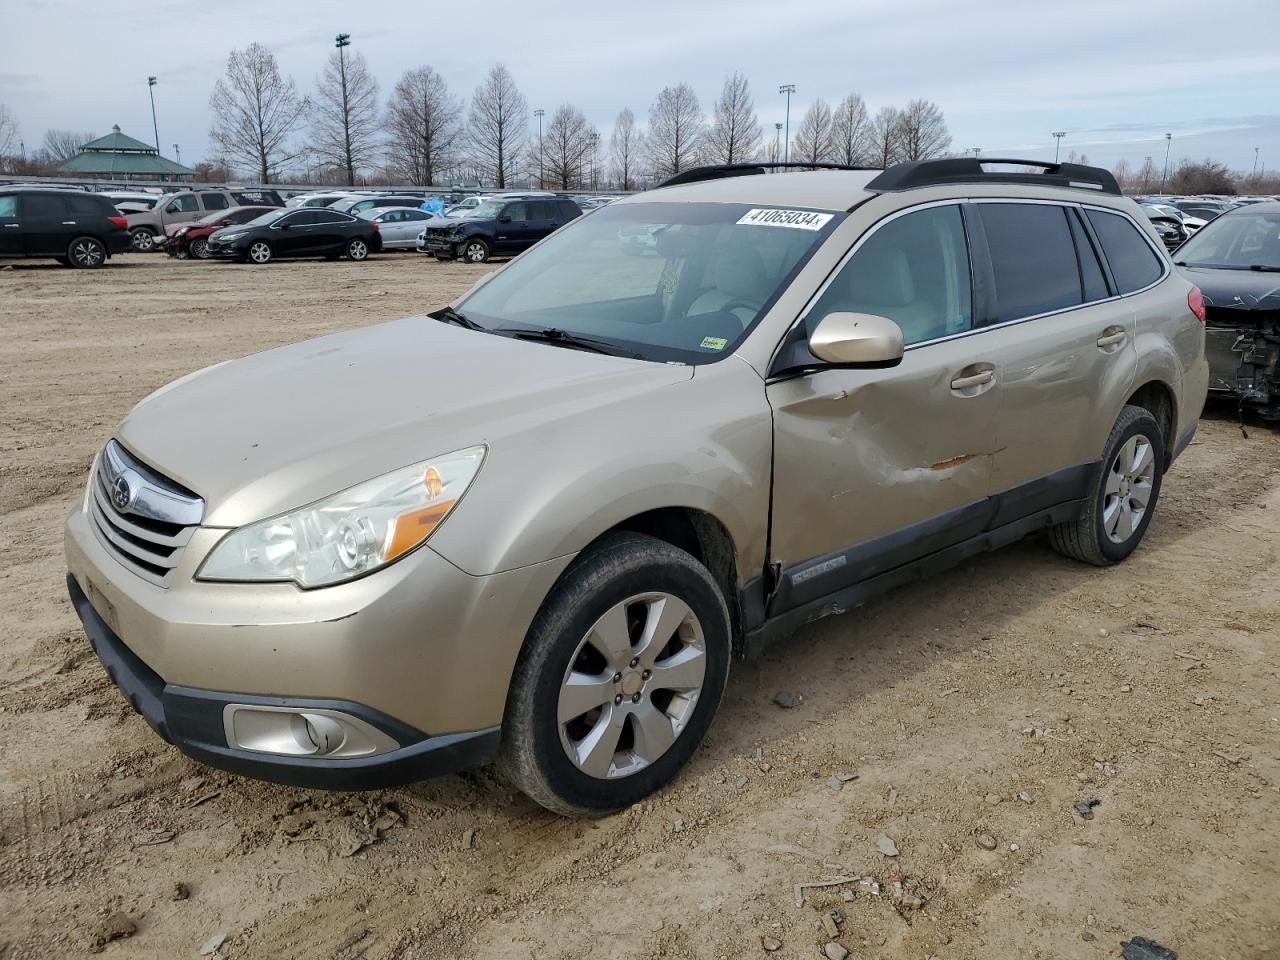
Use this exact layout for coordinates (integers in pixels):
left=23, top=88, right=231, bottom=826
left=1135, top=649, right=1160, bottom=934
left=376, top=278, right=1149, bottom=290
left=642, top=670, right=651, bottom=680
left=612, top=672, right=622, bottom=683
left=614, top=694, right=623, bottom=705
left=632, top=693, right=642, bottom=703
left=629, top=657, right=639, bottom=668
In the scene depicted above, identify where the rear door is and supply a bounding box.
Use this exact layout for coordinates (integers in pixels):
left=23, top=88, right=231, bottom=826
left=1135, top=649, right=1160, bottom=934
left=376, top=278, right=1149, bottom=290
left=0, top=194, right=22, bottom=255
left=523, top=200, right=558, bottom=246
left=973, top=201, right=1137, bottom=522
left=18, top=193, right=72, bottom=256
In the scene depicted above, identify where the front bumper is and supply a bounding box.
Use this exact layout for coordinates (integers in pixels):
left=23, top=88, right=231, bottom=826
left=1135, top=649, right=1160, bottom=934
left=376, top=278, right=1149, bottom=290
left=68, top=574, right=498, bottom=788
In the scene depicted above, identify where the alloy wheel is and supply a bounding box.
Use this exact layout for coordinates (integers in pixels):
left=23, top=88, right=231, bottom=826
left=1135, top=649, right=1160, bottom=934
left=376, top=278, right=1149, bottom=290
left=1103, top=435, right=1155, bottom=543
left=347, top=239, right=368, bottom=260
left=557, top=592, right=706, bottom=780
left=465, top=241, right=487, bottom=262
left=248, top=241, right=272, bottom=264
left=131, top=230, right=154, bottom=252
left=190, top=237, right=209, bottom=259
left=70, top=238, right=104, bottom=267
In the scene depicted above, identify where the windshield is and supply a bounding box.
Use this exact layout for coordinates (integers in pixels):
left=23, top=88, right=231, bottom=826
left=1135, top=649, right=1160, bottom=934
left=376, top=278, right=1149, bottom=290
left=244, top=209, right=289, bottom=227
left=456, top=201, right=843, bottom=363
left=197, top=210, right=231, bottom=225
left=470, top=199, right=507, bottom=219
left=1176, top=211, right=1280, bottom=269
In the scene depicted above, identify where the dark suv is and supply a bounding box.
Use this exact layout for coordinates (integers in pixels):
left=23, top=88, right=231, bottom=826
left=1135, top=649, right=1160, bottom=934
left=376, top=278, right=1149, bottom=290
left=423, top=196, right=582, bottom=262
left=0, top=188, right=131, bottom=267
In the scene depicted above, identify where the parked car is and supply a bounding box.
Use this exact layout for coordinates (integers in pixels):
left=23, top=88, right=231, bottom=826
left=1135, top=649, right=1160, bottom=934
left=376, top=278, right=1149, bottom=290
left=203, top=207, right=382, bottom=263
left=125, top=189, right=283, bottom=251
left=357, top=207, right=436, bottom=250
left=65, top=157, right=1207, bottom=816
left=1173, top=201, right=1280, bottom=419
left=98, top=191, right=160, bottom=216
left=330, top=195, right=425, bottom=215
left=1173, top=199, right=1235, bottom=223
left=165, top=206, right=280, bottom=260
left=446, top=195, right=488, bottom=217
left=0, top=187, right=130, bottom=267
left=1139, top=207, right=1188, bottom=250
left=422, top=196, right=582, bottom=262
left=289, top=192, right=366, bottom=209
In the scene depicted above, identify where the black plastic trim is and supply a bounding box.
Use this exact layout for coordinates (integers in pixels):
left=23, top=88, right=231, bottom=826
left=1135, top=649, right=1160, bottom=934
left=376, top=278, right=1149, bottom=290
left=67, top=574, right=499, bottom=789
left=866, top=158, right=1121, bottom=196
left=658, top=162, right=879, bottom=188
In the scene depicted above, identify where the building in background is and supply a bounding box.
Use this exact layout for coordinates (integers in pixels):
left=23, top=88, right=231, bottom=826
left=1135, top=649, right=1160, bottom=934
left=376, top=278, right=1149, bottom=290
left=57, top=125, right=194, bottom=181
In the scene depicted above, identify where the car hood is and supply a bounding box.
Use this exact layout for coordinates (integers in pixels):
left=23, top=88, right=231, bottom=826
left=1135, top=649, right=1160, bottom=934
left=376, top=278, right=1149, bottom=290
left=1179, top=265, right=1280, bottom=314
left=116, top=316, right=692, bottom=527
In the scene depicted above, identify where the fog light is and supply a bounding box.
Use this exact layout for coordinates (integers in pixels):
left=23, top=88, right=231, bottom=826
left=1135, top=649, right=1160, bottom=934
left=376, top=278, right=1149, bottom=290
left=223, top=704, right=399, bottom=759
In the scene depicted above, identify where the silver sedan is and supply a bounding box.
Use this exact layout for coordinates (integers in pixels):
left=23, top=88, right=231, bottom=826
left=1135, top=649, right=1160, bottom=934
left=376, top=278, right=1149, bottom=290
left=359, top=207, right=436, bottom=250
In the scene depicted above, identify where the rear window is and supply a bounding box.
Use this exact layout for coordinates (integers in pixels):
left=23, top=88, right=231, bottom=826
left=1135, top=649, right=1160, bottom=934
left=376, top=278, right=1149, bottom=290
left=557, top=200, right=581, bottom=219
left=67, top=194, right=112, bottom=218
left=979, top=203, right=1082, bottom=322
left=201, top=193, right=230, bottom=211
left=1086, top=209, right=1164, bottom=293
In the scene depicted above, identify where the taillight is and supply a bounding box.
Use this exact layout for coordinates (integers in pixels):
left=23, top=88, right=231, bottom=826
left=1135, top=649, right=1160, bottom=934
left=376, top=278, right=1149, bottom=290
left=1187, top=286, right=1206, bottom=323
left=108, top=216, right=127, bottom=230
left=371, top=222, right=380, bottom=230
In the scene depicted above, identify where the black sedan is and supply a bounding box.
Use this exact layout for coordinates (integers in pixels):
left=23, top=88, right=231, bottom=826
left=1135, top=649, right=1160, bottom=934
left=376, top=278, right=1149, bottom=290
left=205, top=208, right=382, bottom=264
left=1174, top=201, right=1280, bottom=420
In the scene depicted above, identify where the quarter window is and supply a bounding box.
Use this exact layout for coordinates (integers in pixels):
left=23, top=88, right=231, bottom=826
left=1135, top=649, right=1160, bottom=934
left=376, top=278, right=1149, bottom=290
left=807, top=204, right=972, bottom=346
left=1086, top=209, right=1163, bottom=293
left=979, top=203, right=1082, bottom=323
left=201, top=193, right=229, bottom=210
left=1068, top=209, right=1110, bottom=302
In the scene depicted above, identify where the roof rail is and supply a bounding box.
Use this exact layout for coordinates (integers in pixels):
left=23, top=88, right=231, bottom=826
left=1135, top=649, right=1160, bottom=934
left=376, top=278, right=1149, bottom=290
left=867, top=158, right=1121, bottom=196
left=658, top=162, right=878, bottom=188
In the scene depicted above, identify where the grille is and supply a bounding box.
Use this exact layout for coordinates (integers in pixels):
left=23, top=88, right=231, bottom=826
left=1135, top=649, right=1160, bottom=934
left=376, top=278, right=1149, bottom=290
left=87, top=440, right=203, bottom=587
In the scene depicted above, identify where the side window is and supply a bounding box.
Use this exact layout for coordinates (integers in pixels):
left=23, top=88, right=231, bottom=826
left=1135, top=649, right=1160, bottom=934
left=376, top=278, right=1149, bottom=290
left=68, top=195, right=108, bottom=218
left=1068, top=209, right=1110, bottom=302
left=0, top=195, right=16, bottom=218
left=558, top=200, right=581, bottom=220
left=979, top=203, right=1082, bottom=322
left=532, top=200, right=556, bottom=219
left=504, top=202, right=530, bottom=222
left=807, top=204, right=972, bottom=346
left=231, top=208, right=261, bottom=224
left=166, top=194, right=200, bottom=213
left=1085, top=209, right=1164, bottom=294
left=19, top=194, right=69, bottom=219
left=282, top=211, right=315, bottom=226
left=201, top=193, right=229, bottom=211
left=312, top=210, right=347, bottom=224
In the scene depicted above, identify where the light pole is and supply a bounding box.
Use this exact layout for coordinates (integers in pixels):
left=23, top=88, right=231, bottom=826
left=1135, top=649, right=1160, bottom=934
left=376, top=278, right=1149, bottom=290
left=173, top=143, right=181, bottom=164
left=778, top=84, right=795, bottom=163
left=1052, top=131, right=1065, bottom=163
left=971, top=147, right=982, bottom=158
left=589, top=132, right=599, bottom=189
left=1254, top=147, right=1260, bottom=178
left=774, top=122, right=782, bottom=165
left=1160, top=132, right=1172, bottom=194
left=334, top=34, right=354, bottom=185
left=147, top=77, right=160, bottom=151
left=533, top=108, right=545, bottom=188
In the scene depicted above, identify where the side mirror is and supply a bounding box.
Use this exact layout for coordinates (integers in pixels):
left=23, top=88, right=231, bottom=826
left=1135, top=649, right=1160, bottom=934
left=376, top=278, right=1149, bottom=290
left=809, top=312, right=904, bottom=366
left=278, top=221, right=291, bottom=230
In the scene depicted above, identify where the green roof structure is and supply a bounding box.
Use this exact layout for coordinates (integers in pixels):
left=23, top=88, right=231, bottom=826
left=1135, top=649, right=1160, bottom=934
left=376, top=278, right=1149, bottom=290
left=58, top=125, right=194, bottom=179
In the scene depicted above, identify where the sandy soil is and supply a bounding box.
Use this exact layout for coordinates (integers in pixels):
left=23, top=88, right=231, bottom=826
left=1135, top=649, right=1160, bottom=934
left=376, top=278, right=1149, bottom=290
left=1, top=255, right=1277, bottom=960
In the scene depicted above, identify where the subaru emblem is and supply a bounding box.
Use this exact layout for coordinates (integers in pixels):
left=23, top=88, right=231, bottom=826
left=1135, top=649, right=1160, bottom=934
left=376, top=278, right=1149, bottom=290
left=112, top=475, right=132, bottom=511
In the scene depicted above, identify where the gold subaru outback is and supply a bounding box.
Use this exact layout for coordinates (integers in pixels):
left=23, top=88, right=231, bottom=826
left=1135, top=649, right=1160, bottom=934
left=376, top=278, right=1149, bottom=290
left=66, top=158, right=1209, bottom=816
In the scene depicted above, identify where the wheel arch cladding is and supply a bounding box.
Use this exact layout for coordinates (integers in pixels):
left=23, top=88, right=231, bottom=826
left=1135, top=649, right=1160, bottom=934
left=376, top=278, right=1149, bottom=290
left=1125, top=380, right=1176, bottom=470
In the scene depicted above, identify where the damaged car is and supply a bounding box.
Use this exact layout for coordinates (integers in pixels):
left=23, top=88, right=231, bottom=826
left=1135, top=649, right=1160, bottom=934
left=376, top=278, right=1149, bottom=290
left=1175, top=201, right=1280, bottom=419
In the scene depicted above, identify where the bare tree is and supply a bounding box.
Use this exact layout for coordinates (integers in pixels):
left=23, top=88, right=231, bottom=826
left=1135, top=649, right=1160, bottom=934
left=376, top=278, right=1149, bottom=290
left=310, top=46, right=379, bottom=185
left=646, top=83, right=703, bottom=180
left=0, top=103, right=16, bottom=157
left=1111, top=158, right=1134, bottom=192
left=609, top=107, right=642, bottom=190
left=831, top=94, right=872, bottom=166
left=894, top=99, right=951, bottom=161
left=467, top=63, right=527, bottom=188
left=792, top=99, right=835, bottom=165
left=385, top=66, right=464, bottom=185
left=702, top=72, right=761, bottom=165
left=1135, top=156, right=1159, bottom=193
left=41, top=128, right=95, bottom=165
left=539, top=104, right=595, bottom=189
left=1169, top=158, right=1235, bottom=195
left=209, top=43, right=308, bottom=182
left=869, top=106, right=903, bottom=167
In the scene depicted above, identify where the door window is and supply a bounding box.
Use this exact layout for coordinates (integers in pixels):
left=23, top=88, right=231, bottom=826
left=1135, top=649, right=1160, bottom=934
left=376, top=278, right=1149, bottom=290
left=201, top=193, right=230, bottom=210
left=503, top=202, right=530, bottom=222
left=979, top=203, right=1082, bottom=322
left=1085, top=209, right=1164, bottom=294
left=311, top=210, right=348, bottom=224
left=807, top=204, right=972, bottom=346
left=1068, top=209, right=1111, bottom=302
left=165, top=195, right=200, bottom=213
left=0, top=195, right=15, bottom=218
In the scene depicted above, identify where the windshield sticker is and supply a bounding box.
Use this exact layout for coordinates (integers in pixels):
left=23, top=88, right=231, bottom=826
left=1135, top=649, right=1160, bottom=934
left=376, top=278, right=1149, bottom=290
left=737, top=208, right=833, bottom=231
left=700, top=336, right=728, bottom=350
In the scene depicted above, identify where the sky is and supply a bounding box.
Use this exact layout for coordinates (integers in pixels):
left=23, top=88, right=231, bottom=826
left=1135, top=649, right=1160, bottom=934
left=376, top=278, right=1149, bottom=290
left=3, top=0, right=1279, bottom=176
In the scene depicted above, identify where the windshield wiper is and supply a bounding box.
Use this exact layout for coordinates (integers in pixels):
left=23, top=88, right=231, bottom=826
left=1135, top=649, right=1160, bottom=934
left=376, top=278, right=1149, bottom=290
left=433, top=306, right=484, bottom=330
left=494, top=326, right=641, bottom=359
left=1249, top=264, right=1280, bottom=272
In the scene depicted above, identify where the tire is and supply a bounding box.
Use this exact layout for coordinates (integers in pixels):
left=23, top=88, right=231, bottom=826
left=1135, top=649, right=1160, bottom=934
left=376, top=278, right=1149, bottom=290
left=54, top=256, right=70, bottom=266
left=345, top=237, right=370, bottom=261
left=67, top=236, right=107, bottom=268
left=500, top=532, right=731, bottom=818
left=173, top=245, right=190, bottom=260
left=247, top=240, right=273, bottom=264
left=189, top=237, right=210, bottom=260
left=461, top=238, right=489, bottom=263
left=1049, top=405, right=1165, bottom=566
left=129, top=228, right=156, bottom=252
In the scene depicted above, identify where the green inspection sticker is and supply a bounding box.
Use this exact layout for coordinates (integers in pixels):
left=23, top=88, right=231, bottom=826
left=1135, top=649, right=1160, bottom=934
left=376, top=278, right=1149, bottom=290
left=700, top=336, right=728, bottom=350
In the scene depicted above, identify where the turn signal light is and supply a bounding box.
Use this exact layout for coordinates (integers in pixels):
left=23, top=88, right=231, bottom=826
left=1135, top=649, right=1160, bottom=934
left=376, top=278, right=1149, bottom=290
left=1187, top=286, right=1205, bottom=323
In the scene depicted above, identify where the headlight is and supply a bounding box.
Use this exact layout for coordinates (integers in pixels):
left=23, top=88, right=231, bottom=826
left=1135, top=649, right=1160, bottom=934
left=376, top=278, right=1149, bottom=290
left=218, top=231, right=244, bottom=241
left=197, top=446, right=485, bottom=588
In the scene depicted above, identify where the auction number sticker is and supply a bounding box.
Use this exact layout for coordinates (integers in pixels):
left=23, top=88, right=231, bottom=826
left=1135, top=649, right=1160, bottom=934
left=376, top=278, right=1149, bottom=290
left=737, top=208, right=833, bottom=230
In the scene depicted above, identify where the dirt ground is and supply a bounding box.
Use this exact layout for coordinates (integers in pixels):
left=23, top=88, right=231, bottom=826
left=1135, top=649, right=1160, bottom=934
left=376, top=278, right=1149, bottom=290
left=1, top=254, right=1278, bottom=960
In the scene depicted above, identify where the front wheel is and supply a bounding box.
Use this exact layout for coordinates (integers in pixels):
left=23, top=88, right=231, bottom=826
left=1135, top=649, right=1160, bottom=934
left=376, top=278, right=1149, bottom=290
left=189, top=237, right=210, bottom=260
left=461, top=238, right=489, bottom=263
left=67, top=236, right=107, bottom=268
left=247, top=240, right=273, bottom=264
left=346, top=237, right=370, bottom=261
left=500, top=533, right=730, bottom=818
left=1050, top=405, right=1165, bottom=566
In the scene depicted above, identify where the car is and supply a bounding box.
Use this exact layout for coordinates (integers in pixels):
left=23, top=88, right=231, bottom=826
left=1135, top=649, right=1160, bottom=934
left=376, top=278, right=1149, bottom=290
left=125, top=189, right=283, bottom=252
left=288, top=192, right=367, bottom=209
left=1139, top=207, right=1188, bottom=251
left=330, top=195, right=425, bottom=215
left=65, top=157, right=1207, bottom=816
left=203, top=207, right=382, bottom=264
left=165, top=206, right=280, bottom=260
left=1173, top=199, right=1236, bottom=223
left=1173, top=200, right=1280, bottom=419
left=0, top=187, right=131, bottom=267
left=421, top=196, right=583, bottom=262
left=98, top=191, right=160, bottom=215
left=358, top=207, right=436, bottom=250
left=1142, top=202, right=1207, bottom=236
left=445, top=195, right=488, bottom=217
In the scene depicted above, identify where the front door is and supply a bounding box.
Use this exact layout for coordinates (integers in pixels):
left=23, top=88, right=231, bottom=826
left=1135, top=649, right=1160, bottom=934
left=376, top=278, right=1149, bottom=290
left=158, top=193, right=201, bottom=229
left=766, top=202, right=1000, bottom=614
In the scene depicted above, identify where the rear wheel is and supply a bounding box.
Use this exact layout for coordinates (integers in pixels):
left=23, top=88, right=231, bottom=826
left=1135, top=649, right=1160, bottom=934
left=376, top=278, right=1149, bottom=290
left=346, top=237, right=370, bottom=261
left=462, top=238, right=490, bottom=263
left=67, top=236, right=107, bottom=268
left=189, top=237, right=210, bottom=259
left=500, top=533, right=730, bottom=817
left=1049, top=405, right=1164, bottom=566
left=129, top=228, right=156, bottom=252
left=247, top=240, right=273, bottom=265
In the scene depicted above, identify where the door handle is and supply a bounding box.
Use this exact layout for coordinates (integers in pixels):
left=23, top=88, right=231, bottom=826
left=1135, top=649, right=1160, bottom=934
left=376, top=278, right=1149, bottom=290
left=950, top=369, right=995, bottom=390
left=62, top=220, right=77, bottom=225
left=2, top=223, right=18, bottom=228
left=1096, top=330, right=1127, bottom=348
